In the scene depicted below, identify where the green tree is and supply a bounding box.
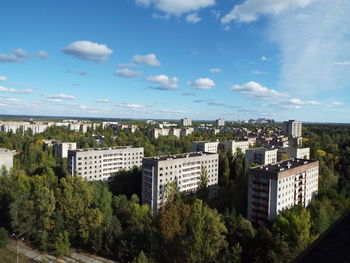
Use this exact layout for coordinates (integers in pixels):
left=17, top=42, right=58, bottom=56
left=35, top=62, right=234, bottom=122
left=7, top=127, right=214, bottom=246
left=54, top=231, right=70, bottom=257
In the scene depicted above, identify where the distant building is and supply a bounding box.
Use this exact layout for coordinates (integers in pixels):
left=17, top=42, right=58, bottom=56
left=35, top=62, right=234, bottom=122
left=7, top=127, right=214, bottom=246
left=192, top=141, right=219, bottom=153
left=219, top=140, right=253, bottom=155
left=150, top=128, right=194, bottom=139
left=181, top=118, right=192, bottom=127
left=278, top=147, right=310, bottom=161
left=68, top=146, right=144, bottom=181
left=256, top=118, right=275, bottom=124
left=142, top=152, right=219, bottom=210
left=0, top=121, right=51, bottom=134
left=216, top=119, right=225, bottom=127
left=0, top=148, right=15, bottom=172
left=245, top=147, right=278, bottom=166
left=89, top=135, right=105, bottom=146
left=284, top=120, right=302, bottom=137
left=247, top=158, right=319, bottom=226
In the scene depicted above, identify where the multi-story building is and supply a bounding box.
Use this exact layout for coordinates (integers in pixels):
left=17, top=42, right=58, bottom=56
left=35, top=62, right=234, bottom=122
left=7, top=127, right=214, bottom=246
left=216, top=119, right=225, bottom=127
left=53, top=141, right=77, bottom=159
left=283, top=120, right=302, bottom=138
left=0, top=121, right=51, bottom=134
left=278, top=147, right=310, bottom=161
left=68, top=146, right=144, bottom=181
left=181, top=118, right=192, bottom=127
left=192, top=141, right=219, bottom=153
left=0, top=148, right=15, bottom=172
left=219, top=140, right=253, bottom=155
left=142, top=152, right=219, bottom=210
left=149, top=128, right=194, bottom=139
left=247, top=158, right=319, bottom=226
left=245, top=147, right=278, bottom=166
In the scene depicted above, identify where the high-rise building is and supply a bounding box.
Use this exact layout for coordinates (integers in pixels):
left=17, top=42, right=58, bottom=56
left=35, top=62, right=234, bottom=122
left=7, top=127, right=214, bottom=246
left=192, top=141, right=219, bottom=153
left=245, top=147, right=278, bottom=166
left=247, top=158, right=319, bottom=226
left=53, top=141, right=77, bottom=159
left=142, top=152, right=219, bottom=211
left=68, top=146, right=144, bottom=181
left=283, top=120, right=302, bottom=138
left=0, top=148, right=15, bottom=172
left=216, top=119, right=225, bottom=127
left=277, top=147, right=310, bottom=161
left=181, top=118, right=192, bottom=127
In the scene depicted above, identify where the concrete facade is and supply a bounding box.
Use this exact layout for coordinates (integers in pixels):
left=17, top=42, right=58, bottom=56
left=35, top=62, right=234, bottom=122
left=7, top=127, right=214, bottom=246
left=0, top=148, right=15, bottom=171
left=181, top=118, right=192, bottom=127
left=247, top=159, right=319, bottom=226
left=142, top=152, right=219, bottom=210
left=68, top=146, right=144, bottom=181
left=53, top=141, right=77, bottom=159
left=216, top=119, right=225, bottom=127
left=245, top=147, right=278, bottom=166
left=219, top=140, right=253, bottom=155
left=192, top=141, right=219, bottom=153
left=278, top=147, right=310, bottom=161
left=284, top=120, right=302, bottom=138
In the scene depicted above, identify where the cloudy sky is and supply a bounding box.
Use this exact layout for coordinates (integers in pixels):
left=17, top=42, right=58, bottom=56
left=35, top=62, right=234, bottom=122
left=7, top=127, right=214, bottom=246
left=0, top=0, right=350, bottom=122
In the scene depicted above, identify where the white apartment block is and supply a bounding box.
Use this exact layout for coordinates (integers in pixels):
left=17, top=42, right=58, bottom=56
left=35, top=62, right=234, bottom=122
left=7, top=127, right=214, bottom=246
left=278, top=147, right=310, bottom=161
left=0, top=122, right=52, bottom=134
left=283, top=120, right=302, bottom=138
left=0, top=148, right=16, bottom=172
left=181, top=118, right=192, bottom=127
left=192, top=141, right=219, bottom=153
left=216, top=119, right=225, bottom=127
left=142, top=152, right=219, bottom=211
left=247, top=158, right=319, bottom=226
left=53, top=141, right=77, bottom=159
left=150, top=128, right=194, bottom=139
left=245, top=147, right=278, bottom=167
left=68, top=146, right=144, bottom=181
left=219, top=140, right=253, bottom=155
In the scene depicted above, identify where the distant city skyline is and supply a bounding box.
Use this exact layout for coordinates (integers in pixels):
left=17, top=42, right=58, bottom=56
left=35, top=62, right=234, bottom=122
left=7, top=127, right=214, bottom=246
left=0, top=0, right=350, bottom=122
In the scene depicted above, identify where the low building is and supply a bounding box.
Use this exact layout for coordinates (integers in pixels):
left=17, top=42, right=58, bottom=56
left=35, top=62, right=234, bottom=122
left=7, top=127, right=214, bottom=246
left=192, top=141, right=219, bottom=153
left=247, top=158, right=319, bottom=226
left=278, top=147, right=310, bottom=161
left=0, top=148, right=15, bottom=171
left=245, top=147, right=278, bottom=166
left=142, top=152, right=219, bottom=211
left=68, top=146, right=144, bottom=181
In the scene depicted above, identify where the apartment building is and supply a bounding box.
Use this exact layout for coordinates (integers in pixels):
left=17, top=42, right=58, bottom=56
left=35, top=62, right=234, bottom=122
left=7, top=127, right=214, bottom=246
left=142, top=152, right=219, bottom=211
left=181, top=118, right=192, bottom=127
left=283, top=120, right=302, bottom=137
left=219, top=140, right=253, bottom=154
left=245, top=147, right=278, bottom=166
left=192, top=141, right=219, bottom=153
left=247, top=158, right=319, bottom=226
left=0, top=121, right=51, bottom=134
left=216, top=119, right=225, bottom=127
left=278, top=147, right=310, bottom=161
left=0, top=148, right=16, bottom=172
left=150, top=128, right=194, bottom=139
left=68, top=146, right=144, bottom=181
left=53, top=141, right=77, bottom=159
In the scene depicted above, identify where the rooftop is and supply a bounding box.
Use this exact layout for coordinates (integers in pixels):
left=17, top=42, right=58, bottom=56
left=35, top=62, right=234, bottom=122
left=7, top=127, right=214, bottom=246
left=71, top=146, right=142, bottom=152
left=250, top=158, right=318, bottom=174
left=144, top=152, right=217, bottom=161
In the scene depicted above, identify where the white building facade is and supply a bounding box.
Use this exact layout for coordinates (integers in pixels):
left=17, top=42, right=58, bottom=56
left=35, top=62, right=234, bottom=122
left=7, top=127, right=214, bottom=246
left=192, top=141, right=219, bottom=153
left=283, top=120, right=302, bottom=138
left=245, top=148, right=278, bottom=166
left=181, top=118, right=192, bottom=127
left=0, top=148, right=15, bottom=172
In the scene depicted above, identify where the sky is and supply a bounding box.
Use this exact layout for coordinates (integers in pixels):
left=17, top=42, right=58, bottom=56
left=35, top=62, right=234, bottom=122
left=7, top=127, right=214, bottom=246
left=0, top=0, right=350, bottom=122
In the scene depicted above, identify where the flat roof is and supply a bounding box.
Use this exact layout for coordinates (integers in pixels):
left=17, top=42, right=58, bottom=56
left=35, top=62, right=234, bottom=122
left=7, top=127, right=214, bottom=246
left=144, top=152, right=217, bottom=161
left=71, top=146, right=142, bottom=152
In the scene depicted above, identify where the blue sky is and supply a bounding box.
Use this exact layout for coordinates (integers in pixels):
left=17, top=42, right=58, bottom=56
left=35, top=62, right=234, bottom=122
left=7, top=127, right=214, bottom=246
left=0, top=0, right=349, bottom=122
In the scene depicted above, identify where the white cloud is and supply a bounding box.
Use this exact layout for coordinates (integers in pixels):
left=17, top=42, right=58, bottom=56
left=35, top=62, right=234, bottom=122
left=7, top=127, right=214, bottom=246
left=115, top=69, right=141, bottom=78
left=188, top=78, right=216, bottom=90
left=332, top=101, right=343, bottom=105
left=209, top=68, right=222, bottom=73
left=230, top=81, right=287, bottom=100
left=252, top=70, right=267, bottom=75
left=117, top=63, right=137, bottom=67
left=132, top=54, right=160, bottom=66
left=334, top=61, right=350, bottom=66
left=96, top=99, right=110, bottom=103
left=288, top=98, right=321, bottom=105
left=146, top=74, right=180, bottom=90
left=221, top=0, right=314, bottom=23
left=261, top=56, right=270, bottom=61
left=186, top=13, right=201, bottom=23
left=5, top=98, right=22, bottom=103
left=62, top=41, right=113, bottom=62
left=0, top=76, right=7, bottom=81
left=38, top=50, right=48, bottom=59
left=0, top=49, right=32, bottom=63
left=115, top=103, right=145, bottom=108
left=0, top=85, right=32, bottom=94
left=46, top=99, right=62, bottom=103
left=136, top=0, right=215, bottom=16
left=47, top=93, right=75, bottom=100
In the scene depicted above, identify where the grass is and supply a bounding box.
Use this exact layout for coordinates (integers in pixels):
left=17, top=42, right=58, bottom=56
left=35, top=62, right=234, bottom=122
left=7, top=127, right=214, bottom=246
left=0, top=247, right=35, bottom=263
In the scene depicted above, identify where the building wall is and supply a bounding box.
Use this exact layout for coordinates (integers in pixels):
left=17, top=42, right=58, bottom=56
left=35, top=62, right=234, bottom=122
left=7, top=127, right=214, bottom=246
left=192, top=141, right=219, bottom=153
left=0, top=149, right=15, bottom=171
left=245, top=148, right=278, bottom=166
left=54, top=142, right=77, bottom=159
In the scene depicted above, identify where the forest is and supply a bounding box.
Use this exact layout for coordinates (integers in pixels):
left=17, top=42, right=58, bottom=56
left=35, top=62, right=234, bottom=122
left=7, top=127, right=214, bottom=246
left=0, top=123, right=349, bottom=262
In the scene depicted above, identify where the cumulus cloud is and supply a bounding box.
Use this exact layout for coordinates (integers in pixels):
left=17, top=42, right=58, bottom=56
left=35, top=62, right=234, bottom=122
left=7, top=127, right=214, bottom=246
left=0, top=85, right=33, bottom=94
left=221, top=0, right=314, bottom=23
left=136, top=0, right=215, bottom=16
left=38, top=50, right=48, bottom=59
left=115, top=103, right=145, bottom=108
left=0, top=49, right=32, bottom=63
left=146, top=74, right=180, bottom=90
left=47, top=93, right=75, bottom=100
left=0, top=76, right=7, bottom=81
left=62, top=41, right=113, bottom=62
left=209, top=68, right=222, bottom=73
left=132, top=54, right=160, bottom=66
left=261, top=56, right=270, bottom=61
left=115, top=69, right=141, bottom=78
left=188, top=78, right=216, bottom=90
left=230, top=81, right=287, bottom=100
left=186, top=13, right=201, bottom=23
left=96, top=99, right=110, bottom=103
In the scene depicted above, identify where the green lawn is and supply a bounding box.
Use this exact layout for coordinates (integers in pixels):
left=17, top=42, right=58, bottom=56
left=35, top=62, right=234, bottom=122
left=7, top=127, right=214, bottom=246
left=0, top=247, right=35, bottom=263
